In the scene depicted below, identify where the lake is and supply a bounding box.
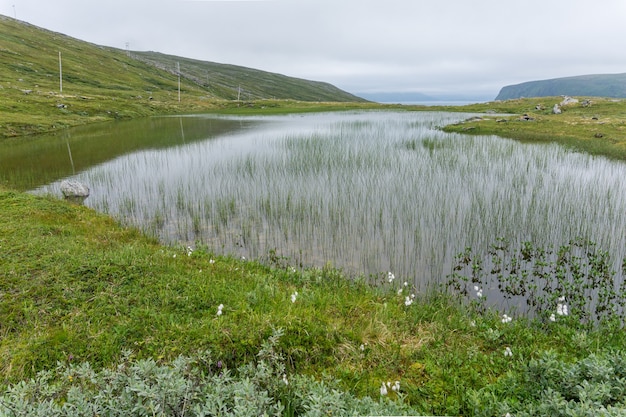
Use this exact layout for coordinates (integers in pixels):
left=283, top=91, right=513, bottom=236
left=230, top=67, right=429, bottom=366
left=6, top=110, right=626, bottom=291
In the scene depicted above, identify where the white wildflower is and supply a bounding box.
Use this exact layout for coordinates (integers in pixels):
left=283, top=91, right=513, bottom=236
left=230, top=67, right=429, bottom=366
left=380, top=382, right=388, bottom=396
left=557, top=296, right=568, bottom=316
left=359, top=344, right=365, bottom=351
left=504, top=347, right=512, bottom=357
left=387, top=272, right=395, bottom=283
left=473, top=285, right=483, bottom=298
left=549, top=313, right=556, bottom=322
left=397, top=289, right=403, bottom=295
left=404, top=296, right=413, bottom=306
left=403, top=281, right=409, bottom=287
left=217, top=304, right=224, bottom=316
left=282, top=374, right=289, bottom=385
left=187, top=246, right=193, bottom=257
left=392, top=381, right=400, bottom=392
left=209, top=259, right=215, bottom=264
left=501, top=314, right=512, bottom=324
left=470, top=320, right=476, bottom=327
left=291, top=291, right=298, bottom=303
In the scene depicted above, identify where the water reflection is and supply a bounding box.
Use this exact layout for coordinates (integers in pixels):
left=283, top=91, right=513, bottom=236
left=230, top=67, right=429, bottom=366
left=0, top=115, right=260, bottom=190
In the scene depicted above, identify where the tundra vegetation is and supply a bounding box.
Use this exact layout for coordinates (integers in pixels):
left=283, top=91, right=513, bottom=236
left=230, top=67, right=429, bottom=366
left=2, top=186, right=626, bottom=416
left=3, top=12, right=626, bottom=417
left=443, top=97, right=626, bottom=161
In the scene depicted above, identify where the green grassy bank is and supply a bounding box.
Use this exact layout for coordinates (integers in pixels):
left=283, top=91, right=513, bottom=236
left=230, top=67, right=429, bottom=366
left=2, top=187, right=626, bottom=415
left=441, top=97, right=626, bottom=161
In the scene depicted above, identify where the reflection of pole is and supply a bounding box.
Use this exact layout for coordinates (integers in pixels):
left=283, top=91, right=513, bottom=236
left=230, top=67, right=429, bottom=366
left=66, top=133, right=75, bottom=174
left=177, top=62, right=181, bottom=102
left=59, top=52, right=63, bottom=94
left=179, top=117, right=185, bottom=143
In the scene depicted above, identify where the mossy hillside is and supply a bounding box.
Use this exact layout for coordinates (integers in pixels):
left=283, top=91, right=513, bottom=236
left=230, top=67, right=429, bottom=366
left=2, top=187, right=626, bottom=415
left=0, top=16, right=206, bottom=136
left=132, top=51, right=367, bottom=103
left=0, top=15, right=366, bottom=139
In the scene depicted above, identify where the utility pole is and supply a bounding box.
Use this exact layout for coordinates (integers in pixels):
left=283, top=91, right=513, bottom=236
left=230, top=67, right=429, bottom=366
left=12, top=4, right=16, bottom=19
left=177, top=62, right=181, bottom=102
left=59, top=51, right=63, bottom=94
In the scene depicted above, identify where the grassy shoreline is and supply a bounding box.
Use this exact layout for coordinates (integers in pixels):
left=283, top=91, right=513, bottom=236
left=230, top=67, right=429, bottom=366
left=6, top=95, right=626, bottom=163
left=441, top=96, right=626, bottom=161
left=2, top=186, right=626, bottom=414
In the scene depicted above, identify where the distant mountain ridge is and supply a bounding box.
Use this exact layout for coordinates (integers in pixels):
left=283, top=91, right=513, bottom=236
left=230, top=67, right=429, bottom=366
left=357, top=91, right=493, bottom=104
left=356, top=92, right=436, bottom=103
left=496, top=73, right=626, bottom=100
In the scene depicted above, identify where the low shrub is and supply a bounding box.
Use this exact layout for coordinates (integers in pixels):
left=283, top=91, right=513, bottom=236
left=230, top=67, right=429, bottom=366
left=467, top=349, right=626, bottom=416
left=0, top=330, right=418, bottom=417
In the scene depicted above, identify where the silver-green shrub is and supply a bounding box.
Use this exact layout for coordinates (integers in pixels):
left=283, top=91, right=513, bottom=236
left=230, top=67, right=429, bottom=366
left=467, top=350, right=626, bottom=417
left=0, top=330, right=418, bottom=417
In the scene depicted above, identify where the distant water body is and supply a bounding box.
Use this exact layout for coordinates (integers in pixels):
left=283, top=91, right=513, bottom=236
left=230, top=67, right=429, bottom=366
left=382, top=100, right=486, bottom=106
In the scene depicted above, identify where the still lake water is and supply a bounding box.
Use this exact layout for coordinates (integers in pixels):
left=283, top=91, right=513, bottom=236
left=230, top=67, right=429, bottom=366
left=7, top=110, right=626, bottom=288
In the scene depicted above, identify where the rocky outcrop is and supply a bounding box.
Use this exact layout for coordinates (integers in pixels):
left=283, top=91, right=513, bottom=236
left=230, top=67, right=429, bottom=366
left=560, top=96, right=579, bottom=106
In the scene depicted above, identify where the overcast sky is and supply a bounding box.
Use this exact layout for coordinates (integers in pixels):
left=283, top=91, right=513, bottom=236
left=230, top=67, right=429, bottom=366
left=4, top=0, right=626, bottom=100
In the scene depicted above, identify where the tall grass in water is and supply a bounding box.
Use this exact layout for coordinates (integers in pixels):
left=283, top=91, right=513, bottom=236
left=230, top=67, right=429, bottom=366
left=35, top=111, right=626, bottom=289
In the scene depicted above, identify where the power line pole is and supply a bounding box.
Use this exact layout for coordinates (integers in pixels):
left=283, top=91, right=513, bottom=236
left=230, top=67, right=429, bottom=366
left=12, top=4, right=16, bottom=19
left=59, top=51, right=63, bottom=94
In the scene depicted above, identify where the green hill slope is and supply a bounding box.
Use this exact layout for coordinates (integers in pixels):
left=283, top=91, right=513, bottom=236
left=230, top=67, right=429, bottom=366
left=495, top=73, right=626, bottom=100
left=132, top=51, right=365, bottom=102
left=0, top=15, right=363, bottom=137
